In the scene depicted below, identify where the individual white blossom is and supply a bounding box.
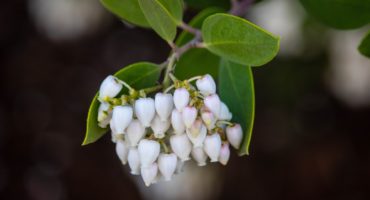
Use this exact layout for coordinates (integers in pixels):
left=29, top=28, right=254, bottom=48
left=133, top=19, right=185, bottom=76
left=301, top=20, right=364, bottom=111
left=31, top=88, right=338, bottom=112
left=173, top=88, right=189, bottom=112
left=97, top=102, right=111, bottom=128
left=158, top=153, right=177, bottom=181
left=204, top=94, right=221, bottom=117
left=141, top=163, right=158, bottom=187
left=138, top=139, right=160, bottom=168
left=218, top=102, right=232, bottom=121
left=219, top=143, right=230, bottom=165
left=182, top=106, right=197, bottom=128
left=196, top=74, right=216, bottom=95
left=170, top=134, right=192, bottom=161
left=204, top=133, right=222, bottom=162
left=135, top=98, right=155, bottom=127
left=128, top=148, right=141, bottom=175
left=186, top=121, right=207, bottom=148
left=155, top=93, right=173, bottom=121
left=99, top=75, right=122, bottom=100
left=151, top=115, right=170, bottom=139
left=171, top=109, right=185, bottom=134
left=191, top=147, right=208, bottom=166
left=226, top=124, right=243, bottom=149
left=115, top=140, right=129, bottom=165
left=126, top=120, right=146, bottom=147
left=110, top=106, right=133, bottom=134
left=201, top=111, right=216, bottom=130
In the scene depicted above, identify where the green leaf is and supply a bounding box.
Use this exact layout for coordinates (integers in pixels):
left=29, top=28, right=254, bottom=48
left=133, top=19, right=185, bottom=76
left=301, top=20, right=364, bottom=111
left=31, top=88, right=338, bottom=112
left=359, top=31, right=370, bottom=58
left=300, top=0, right=370, bottom=29
left=83, top=62, right=161, bottom=145
left=184, top=0, right=230, bottom=10
left=100, top=0, right=150, bottom=27
left=202, top=13, right=280, bottom=67
left=218, top=59, right=255, bottom=155
left=175, top=7, right=224, bottom=80
left=138, top=0, right=183, bottom=42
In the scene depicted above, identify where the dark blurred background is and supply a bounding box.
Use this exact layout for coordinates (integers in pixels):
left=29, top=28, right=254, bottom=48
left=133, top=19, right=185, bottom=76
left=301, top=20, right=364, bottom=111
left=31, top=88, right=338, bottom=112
left=1, top=0, right=369, bottom=200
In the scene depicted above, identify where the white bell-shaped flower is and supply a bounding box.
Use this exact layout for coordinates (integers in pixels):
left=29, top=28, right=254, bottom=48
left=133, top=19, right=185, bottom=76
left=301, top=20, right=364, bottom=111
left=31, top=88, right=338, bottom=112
left=182, top=106, right=197, bottom=128
left=126, top=120, right=146, bottom=147
left=115, top=140, right=129, bottom=165
left=173, top=88, right=189, bottom=112
left=170, top=134, right=192, bottom=161
left=171, top=109, right=185, bottom=134
left=135, top=98, right=155, bottom=127
left=218, top=102, right=232, bottom=120
left=201, top=111, right=216, bottom=130
left=110, top=105, right=133, bottom=134
left=141, top=162, right=158, bottom=187
left=196, top=74, right=216, bottom=95
left=204, top=94, right=221, bottom=118
left=151, top=115, right=170, bottom=139
left=98, top=75, right=122, bottom=100
left=157, top=153, right=177, bottom=181
left=191, top=147, right=208, bottom=166
left=226, top=124, right=243, bottom=149
left=97, top=102, right=111, bottom=128
left=203, top=133, right=222, bottom=162
left=138, top=139, right=160, bottom=168
left=219, top=143, right=230, bottom=165
left=186, top=121, right=207, bottom=148
left=128, top=148, right=141, bottom=175
left=155, top=93, right=173, bottom=121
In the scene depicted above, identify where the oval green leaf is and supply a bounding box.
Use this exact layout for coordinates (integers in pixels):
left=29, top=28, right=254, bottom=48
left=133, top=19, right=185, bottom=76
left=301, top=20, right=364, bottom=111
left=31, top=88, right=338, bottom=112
left=300, top=0, right=370, bottom=29
left=218, top=59, right=255, bottom=155
left=202, top=13, right=280, bottom=67
left=100, top=0, right=150, bottom=27
left=138, top=0, right=183, bottom=42
left=359, top=31, right=370, bottom=58
left=83, top=62, right=161, bottom=145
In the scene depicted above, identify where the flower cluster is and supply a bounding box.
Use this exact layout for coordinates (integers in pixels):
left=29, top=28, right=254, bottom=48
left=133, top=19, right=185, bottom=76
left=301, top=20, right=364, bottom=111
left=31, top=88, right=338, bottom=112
left=97, top=74, right=243, bottom=186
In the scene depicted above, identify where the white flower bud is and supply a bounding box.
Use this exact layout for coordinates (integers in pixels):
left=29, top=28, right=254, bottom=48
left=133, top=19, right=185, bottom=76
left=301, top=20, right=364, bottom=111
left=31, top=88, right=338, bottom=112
left=138, top=139, right=160, bottom=168
left=98, top=102, right=111, bottom=128
left=173, top=88, right=189, bottom=112
left=151, top=115, right=170, bottom=139
left=171, top=109, right=185, bottom=134
left=155, top=93, right=173, bottom=121
left=128, top=148, right=141, bottom=175
left=135, top=98, right=155, bottom=127
left=170, top=134, right=192, bottom=161
left=110, top=106, right=133, bottom=134
left=203, top=133, right=222, bottom=162
left=226, top=124, right=243, bottom=149
left=99, top=75, right=122, bottom=100
left=219, top=143, right=230, bottom=165
left=182, top=106, right=197, bottom=128
left=186, top=121, right=207, bottom=148
left=141, top=163, right=158, bottom=187
left=196, top=74, right=216, bottom=95
left=191, top=147, right=208, bottom=166
left=218, top=102, right=232, bottom=120
left=158, top=153, right=177, bottom=181
left=126, top=120, right=146, bottom=147
left=201, top=111, right=216, bottom=130
left=204, top=94, right=221, bottom=117
left=115, top=140, right=129, bottom=165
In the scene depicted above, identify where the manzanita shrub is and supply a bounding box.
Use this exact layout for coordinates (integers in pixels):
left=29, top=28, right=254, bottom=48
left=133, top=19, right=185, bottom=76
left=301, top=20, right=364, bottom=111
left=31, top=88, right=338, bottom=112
left=83, top=0, right=280, bottom=186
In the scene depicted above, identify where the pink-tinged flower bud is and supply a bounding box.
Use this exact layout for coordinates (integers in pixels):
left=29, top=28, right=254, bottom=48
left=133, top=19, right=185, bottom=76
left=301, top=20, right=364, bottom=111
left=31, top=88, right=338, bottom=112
left=186, top=122, right=207, bottom=148
left=128, top=148, right=141, bottom=175
left=171, top=109, right=185, bottom=134
left=155, top=93, right=173, bottom=121
left=203, top=133, right=222, bottom=162
left=201, top=111, right=216, bottom=130
left=170, top=134, right=192, bottom=161
left=158, top=153, right=177, bottom=181
left=115, top=140, right=129, bottom=165
left=99, top=75, right=122, bottom=100
left=110, top=106, right=133, bottom=134
left=98, top=102, right=112, bottom=128
left=218, top=102, right=232, bottom=121
left=191, top=147, right=208, bottom=166
left=196, top=74, right=216, bottom=95
left=219, top=143, right=230, bottom=165
left=141, top=163, right=158, bottom=187
left=151, top=115, right=170, bottom=139
left=226, top=124, right=243, bottom=149
left=138, top=139, right=160, bottom=168
left=182, top=106, right=197, bottom=128
left=135, top=98, right=155, bottom=127
left=173, top=88, right=189, bottom=112
left=126, top=120, right=146, bottom=147
left=204, top=94, right=221, bottom=117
